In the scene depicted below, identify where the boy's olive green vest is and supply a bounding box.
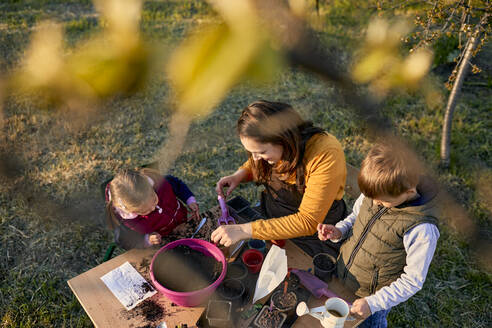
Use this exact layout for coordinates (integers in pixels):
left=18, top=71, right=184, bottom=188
left=337, top=189, right=438, bottom=297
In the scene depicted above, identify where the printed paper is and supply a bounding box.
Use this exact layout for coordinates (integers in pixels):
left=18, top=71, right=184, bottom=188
left=101, top=261, right=157, bottom=310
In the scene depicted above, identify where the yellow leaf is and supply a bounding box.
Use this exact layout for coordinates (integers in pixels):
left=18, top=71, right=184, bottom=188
left=244, top=42, right=283, bottom=83
left=94, top=0, right=142, bottom=37
left=288, top=0, right=308, bottom=17
left=167, top=23, right=263, bottom=116
left=401, top=48, right=433, bottom=85
left=352, top=50, right=396, bottom=83
left=68, top=38, right=150, bottom=98
left=366, top=18, right=389, bottom=47
left=22, top=21, right=63, bottom=87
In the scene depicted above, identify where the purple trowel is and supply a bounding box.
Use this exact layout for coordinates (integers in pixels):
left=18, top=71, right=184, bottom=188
left=217, top=195, right=236, bottom=225
left=291, top=269, right=352, bottom=306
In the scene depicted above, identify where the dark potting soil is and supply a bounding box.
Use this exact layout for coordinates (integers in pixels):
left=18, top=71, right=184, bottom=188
left=218, top=279, right=244, bottom=299
left=255, top=307, right=285, bottom=328
left=226, top=262, right=247, bottom=280
left=153, top=245, right=222, bottom=292
left=285, top=273, right=300, bottom=292
left=328, top=309, right=343, bottom=317
left=313, top=254, right=335, bottom=270
left=138, top=299, right=164, bottom=321
left=141, top=281, right=154, bottom=294
left=121, top=299, right=165, bottom=322
left=139, top=257, right=151, bottom=271
left=272, top=291, right=296, bottom=310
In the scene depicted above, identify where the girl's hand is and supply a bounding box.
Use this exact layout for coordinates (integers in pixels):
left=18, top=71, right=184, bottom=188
left=317, top=224, right=342, bottom=241
left=211, top=223, right=252, bottom=247
left=188, top=202, right=200, bottom=221
left=216, top=175, right=241, bottom=198
left=350, top=298, right=371, bottom=319
left=149, top=232, right=162, bottom=245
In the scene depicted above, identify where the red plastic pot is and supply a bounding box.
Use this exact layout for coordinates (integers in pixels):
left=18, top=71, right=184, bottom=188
left=150, top=238, right=227, bottom=307
left=241, top=249, right=264, bottom=274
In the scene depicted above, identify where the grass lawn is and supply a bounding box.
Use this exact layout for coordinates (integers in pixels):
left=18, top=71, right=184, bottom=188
left=1, top=1, right=491, bottom=327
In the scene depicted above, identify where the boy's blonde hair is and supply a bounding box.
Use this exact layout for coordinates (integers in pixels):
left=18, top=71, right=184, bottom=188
left=358, top=143, right=421, bottom=198
left=106, top=168, right=162, bottom=228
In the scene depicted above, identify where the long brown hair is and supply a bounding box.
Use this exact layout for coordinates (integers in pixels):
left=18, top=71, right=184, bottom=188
left=105, top=168, right=162, bottom=228
left=237, top=100, right=323, bottom=193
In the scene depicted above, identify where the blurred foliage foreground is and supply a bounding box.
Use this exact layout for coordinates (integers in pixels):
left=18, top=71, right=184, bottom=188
left=0, top=0, right=491, bottom=327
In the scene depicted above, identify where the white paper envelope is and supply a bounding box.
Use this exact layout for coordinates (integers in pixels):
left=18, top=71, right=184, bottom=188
left=252, top=245, right=287, bottom=303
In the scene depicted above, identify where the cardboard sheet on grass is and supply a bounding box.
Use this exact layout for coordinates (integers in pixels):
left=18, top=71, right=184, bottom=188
left=101, top=261, right=156, bottom=310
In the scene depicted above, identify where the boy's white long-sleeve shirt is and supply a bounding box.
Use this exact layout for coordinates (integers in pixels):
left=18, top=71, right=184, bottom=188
left=334, top=194, right=440, bottom=314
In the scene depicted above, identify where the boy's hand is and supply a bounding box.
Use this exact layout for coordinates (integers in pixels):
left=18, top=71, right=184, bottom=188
left=350, top=298, right=371, bottom=319
left=148, top=232, right=162, bottom=245
left=188, top=202, right=200, bottom=221
left=317, top=223, right=342, bottom=241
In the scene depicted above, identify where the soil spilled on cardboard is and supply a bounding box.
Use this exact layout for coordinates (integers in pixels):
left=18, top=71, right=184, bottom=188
left=313, top=254, right=335, bottom=271
left=153, top=245, right=222, bottom=292
left=120, top=299, right=165, bottom=323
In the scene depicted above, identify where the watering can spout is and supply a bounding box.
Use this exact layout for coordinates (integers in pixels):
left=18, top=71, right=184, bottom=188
left=296, top=301, right=324, bottom=321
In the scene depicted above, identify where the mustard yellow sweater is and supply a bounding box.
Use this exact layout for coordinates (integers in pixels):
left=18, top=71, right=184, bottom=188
left=241, top=133, right=346, bottom=240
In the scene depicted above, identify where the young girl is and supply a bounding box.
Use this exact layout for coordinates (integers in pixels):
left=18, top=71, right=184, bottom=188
left=105, top=168, right=199, bottom=250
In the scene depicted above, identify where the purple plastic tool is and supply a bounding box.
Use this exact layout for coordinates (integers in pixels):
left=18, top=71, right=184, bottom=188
left=291, top=269, right=352, bottom=306
left=217, top=195, right=236, bottom=225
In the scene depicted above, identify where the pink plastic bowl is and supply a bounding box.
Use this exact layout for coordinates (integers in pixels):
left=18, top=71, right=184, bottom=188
left=150, top=238, right=227, bottom=307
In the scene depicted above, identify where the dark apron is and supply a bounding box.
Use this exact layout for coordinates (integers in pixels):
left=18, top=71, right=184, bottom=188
left=258, top=132, right=347, bottom=258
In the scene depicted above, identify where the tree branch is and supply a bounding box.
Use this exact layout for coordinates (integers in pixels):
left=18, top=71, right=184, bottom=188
left=440, top=13, right=489, bottom=167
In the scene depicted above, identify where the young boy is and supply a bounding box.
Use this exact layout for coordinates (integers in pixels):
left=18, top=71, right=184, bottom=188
left=317, top=143, right=440, bottom=327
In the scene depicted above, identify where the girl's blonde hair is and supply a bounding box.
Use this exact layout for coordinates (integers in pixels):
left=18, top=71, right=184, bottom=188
left=105, top=168, right=162, bottom=228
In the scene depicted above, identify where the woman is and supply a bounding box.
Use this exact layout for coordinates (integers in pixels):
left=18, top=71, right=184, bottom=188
left=211, top=100, right=347, bottom=257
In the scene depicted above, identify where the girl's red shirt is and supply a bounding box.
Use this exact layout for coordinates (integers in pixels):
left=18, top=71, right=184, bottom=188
left=106, top=178, right=188, bottom=236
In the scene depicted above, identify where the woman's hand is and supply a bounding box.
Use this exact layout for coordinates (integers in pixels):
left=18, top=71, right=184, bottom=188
left=216, top=175, right=240, bottom=198
left=211, top=223, right=252, bottom=247
left=350, top=298, right=371, bottom=319
left=188, top=202, right=200, bottom=221
left=216, top=169, right=249, bottom=197
left=148, top=232, right=162, bottom=245
left=317, top=224, right=342, bottom=241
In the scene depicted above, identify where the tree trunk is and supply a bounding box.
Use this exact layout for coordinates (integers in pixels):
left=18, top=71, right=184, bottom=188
left=440, top=15, right=488, bottom=168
